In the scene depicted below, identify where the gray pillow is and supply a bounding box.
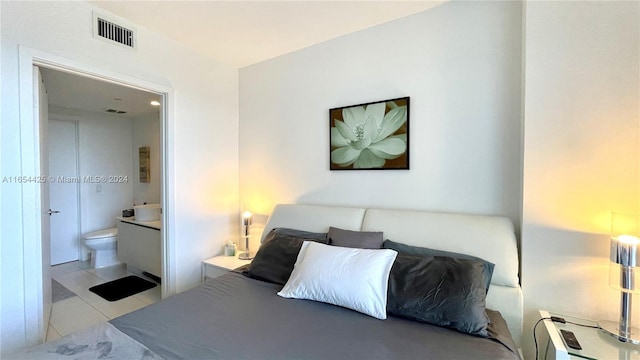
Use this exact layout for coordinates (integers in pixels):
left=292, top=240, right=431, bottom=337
left=382, top=239, right=494, bottom=293
left=328, top=227, right=384, bottom=249
left=387, top=254, right=490, bottom=337
left=247, top=229, right=329, bottom=285
left=263, top=227, right=328, bottom=243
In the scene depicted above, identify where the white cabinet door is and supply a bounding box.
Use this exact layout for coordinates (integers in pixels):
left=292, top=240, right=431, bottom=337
left=117, top=221, right=161, bottom=278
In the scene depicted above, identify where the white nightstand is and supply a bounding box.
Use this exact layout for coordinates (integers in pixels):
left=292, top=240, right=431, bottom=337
left=201, top=255, right=252, bottom=282
left=538, top=310, right=640, bottom=360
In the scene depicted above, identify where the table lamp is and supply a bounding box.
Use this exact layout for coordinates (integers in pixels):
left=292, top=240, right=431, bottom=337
left=239, top=211, right=253, bottom=260
left=600, top=212, right=640, bottom=343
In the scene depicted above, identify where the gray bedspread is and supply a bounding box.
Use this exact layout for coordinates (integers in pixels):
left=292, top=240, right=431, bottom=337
left=111, top=271, right=519, bottom=360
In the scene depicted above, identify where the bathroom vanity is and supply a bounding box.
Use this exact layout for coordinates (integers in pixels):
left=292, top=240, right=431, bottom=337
left=117, top=217, right=161, bottom=279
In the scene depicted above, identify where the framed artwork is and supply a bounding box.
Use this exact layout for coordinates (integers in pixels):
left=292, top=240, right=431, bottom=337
left=330, top=96, right=409, bottom=170
left=139, top=146, right=150, bottom=183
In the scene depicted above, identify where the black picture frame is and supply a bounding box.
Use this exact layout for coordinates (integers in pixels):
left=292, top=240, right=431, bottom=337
left=329, top=96, right=410, bottom=170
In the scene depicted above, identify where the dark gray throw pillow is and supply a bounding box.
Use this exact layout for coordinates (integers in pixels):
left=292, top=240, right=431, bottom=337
left=328, top=227, right=384, bottom=249
left=387, top=254, right=490, bottom=337
left=247, top=228, right=329, bottom=285
left=382, top=239, right=495, bottom=293
left=263, top=228, right=328, bottom=243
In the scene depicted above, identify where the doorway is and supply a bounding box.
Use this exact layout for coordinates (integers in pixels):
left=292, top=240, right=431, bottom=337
left=18, top=46, right=176, bottom=345
left=40, top=66, right=163, bottom=269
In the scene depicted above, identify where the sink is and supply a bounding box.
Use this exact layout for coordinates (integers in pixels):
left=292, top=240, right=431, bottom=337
left=134, top=204, right=161, bottom=221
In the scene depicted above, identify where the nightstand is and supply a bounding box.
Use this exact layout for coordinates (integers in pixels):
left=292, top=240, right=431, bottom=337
left=201, top=255, right=252, bottom=282
left=538, top=310, right=640, bottom=359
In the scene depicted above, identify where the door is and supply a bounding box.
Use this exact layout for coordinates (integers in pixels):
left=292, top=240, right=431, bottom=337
left=48, top=119, right=80, bottom=265
left=36, top=65, right=52, bottom=341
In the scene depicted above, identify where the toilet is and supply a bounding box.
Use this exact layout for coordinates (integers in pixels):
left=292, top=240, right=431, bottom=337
left=83, top=228, right=121, bottom=268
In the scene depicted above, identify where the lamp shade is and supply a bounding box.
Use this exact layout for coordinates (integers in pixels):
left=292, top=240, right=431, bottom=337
left=611, top=235, right=640, bottom=267
left=242, top=211, right=253, bottom=226
left=610, top=212, right=640, bottom=293
left=239, top=211, right=253, bottom=260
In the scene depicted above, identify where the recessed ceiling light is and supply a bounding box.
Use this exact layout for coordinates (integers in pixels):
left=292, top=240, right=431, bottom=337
left=150, top=100, right=161, bottom=106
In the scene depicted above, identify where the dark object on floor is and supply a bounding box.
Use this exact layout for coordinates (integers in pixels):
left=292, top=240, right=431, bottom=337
left=52, top=279, right=77, bottom=303
left=89, top=275, right=157, bottom=302
left=143, top=271, right=161, bottom=284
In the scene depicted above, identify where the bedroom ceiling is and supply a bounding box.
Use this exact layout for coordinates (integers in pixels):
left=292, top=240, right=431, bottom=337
left=90, top=1, right=445, bottom=68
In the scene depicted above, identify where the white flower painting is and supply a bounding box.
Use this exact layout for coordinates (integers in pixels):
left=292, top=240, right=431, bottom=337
left=330, top=97, right=409, bottom=170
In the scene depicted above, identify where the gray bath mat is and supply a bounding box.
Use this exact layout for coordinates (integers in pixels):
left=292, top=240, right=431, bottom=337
left=52, top=279, right=76, bottom=303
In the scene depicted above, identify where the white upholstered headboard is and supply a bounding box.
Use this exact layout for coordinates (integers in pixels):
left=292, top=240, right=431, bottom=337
left=261, top=204, right=523, bottom=346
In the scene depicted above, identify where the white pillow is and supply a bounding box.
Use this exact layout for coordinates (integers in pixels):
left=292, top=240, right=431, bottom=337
left=277, top=241, right=398, bottom=320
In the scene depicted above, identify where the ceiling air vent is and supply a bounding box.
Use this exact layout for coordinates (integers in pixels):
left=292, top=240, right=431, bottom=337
left=93, top=12, right=136, bottom=49
left=104, top=108, right=127, bottom=114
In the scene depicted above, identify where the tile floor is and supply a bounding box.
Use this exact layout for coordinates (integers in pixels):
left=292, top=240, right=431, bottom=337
left=47, top=261, right=161, bottom=343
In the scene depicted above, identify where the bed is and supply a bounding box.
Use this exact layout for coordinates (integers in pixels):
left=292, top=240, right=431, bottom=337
left=15, top=204, right=523, bottom=359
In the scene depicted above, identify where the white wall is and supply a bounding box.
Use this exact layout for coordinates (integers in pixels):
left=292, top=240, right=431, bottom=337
left=75, top=110, right=134, bottom=233
left=522, top=1, right=639, bottom=358
left=1, top=1, right=239, bottom=354
left=50, top=107, right=135, bottom=259
left=132, top=113, right=161, bottom=205
left=239, top=1, right=523, bottom=237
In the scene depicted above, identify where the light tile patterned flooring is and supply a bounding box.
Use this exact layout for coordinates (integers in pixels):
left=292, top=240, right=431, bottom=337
left=47, top=261, right=161, bottom=342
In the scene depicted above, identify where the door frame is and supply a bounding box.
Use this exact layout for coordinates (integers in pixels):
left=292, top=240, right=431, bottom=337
left=18, top=45, right=177, bottom=344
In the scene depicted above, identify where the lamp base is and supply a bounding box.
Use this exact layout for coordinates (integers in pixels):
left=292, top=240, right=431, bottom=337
left=238, top=252, right=253, bottom=260
left=599, top=320, right=640, bottom=344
